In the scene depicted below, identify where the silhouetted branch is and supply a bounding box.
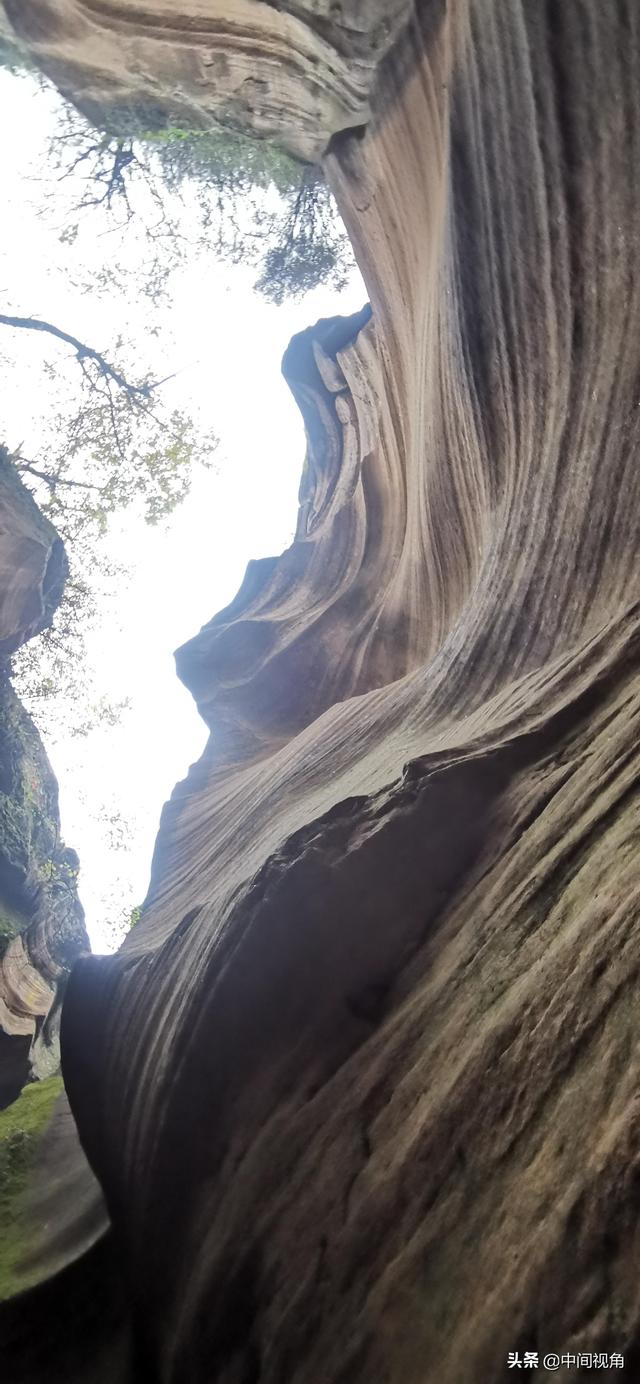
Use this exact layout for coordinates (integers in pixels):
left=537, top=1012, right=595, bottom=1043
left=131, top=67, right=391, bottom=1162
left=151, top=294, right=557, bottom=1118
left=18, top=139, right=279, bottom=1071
left=0, top=311, right=153, bottom=398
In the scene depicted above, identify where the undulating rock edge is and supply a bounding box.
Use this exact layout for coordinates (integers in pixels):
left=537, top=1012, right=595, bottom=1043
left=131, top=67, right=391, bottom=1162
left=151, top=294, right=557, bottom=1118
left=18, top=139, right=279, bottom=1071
left=0, top=448, right=88, bottom=1107
left=0, top=448, right=92, bottom=1304
left=4, top=2, right=640, bottom=1382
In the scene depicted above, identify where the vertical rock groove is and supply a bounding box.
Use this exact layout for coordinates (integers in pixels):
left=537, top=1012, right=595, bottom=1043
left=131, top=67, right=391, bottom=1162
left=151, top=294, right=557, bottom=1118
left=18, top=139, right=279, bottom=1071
left=4, top=2, right=640, bottom=1381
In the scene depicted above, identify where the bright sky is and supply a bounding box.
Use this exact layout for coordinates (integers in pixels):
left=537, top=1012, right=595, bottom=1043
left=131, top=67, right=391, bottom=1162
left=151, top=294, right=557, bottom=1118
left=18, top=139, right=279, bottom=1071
left=0, top=67, right=365, bottom=950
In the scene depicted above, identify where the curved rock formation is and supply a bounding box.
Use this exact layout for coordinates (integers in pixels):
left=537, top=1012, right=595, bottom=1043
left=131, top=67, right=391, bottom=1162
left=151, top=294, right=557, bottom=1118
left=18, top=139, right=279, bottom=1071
left=0, top=451, right=88, bottom=1105
left=0, top=448, right=66, bottom=658
left=3, top=0, right=412, bottom=159
left=5, top=2, right=640, bottom=1383
left=0, top=677, right=87, bottom=1104
left=0, top=450, right=92, bottom=1314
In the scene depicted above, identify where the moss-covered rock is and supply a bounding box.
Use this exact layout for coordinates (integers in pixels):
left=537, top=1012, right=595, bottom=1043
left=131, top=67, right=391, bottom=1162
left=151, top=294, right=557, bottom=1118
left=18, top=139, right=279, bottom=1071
left=0, top=669, right=58, bottom=895
left=0, top=666, right=88, bottom=1103
left=0, top=455, right=87, bottom=1106
left=0, top=897, right=30, bottom=962
left=0, top=1074, right=63, bottom=1299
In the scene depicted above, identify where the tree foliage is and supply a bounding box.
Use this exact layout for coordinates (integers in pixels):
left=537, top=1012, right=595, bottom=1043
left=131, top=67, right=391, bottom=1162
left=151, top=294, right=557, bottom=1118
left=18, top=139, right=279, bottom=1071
left=48, top=109, right=353, bottom=307
left=0, top=33, right=356, bottom=944
left=3, top=101, right=352, bottom=730
left=4, top=314, right=216, bottom=735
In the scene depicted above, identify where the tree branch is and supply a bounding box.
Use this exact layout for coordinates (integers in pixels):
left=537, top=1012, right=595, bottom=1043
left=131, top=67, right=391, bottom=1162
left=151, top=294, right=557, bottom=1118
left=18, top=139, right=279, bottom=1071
left=0, top=312, right=152, bottom=400
left=15, top=460, right=101, bottom=492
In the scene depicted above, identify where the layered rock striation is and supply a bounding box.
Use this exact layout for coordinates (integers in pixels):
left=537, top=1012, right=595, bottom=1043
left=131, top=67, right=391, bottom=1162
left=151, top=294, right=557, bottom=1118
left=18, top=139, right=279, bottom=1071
left=0, top=449, right=94, bottom=1310
left=5, top=2, right=640, bottom=1383
left=3, top=0, right=412, bottom=159
left=0, top=450, right=88, bottom=1105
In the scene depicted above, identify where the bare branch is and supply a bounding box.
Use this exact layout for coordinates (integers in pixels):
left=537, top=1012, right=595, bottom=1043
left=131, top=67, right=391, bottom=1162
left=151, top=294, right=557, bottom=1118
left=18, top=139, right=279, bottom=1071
left=0, top=311, right=152, bottom=399
left=15, top=460, right=101, bottom=492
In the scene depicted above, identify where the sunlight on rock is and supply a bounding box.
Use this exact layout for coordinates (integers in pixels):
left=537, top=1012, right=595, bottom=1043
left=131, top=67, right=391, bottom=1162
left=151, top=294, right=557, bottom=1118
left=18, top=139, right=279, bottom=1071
left=1, top=3, right=640, bottom=1383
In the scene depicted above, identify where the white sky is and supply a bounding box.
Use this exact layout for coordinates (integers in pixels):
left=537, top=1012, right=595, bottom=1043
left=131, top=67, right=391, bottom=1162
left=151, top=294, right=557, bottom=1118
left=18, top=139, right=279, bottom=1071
left=0, top=67, right=365, bottom=950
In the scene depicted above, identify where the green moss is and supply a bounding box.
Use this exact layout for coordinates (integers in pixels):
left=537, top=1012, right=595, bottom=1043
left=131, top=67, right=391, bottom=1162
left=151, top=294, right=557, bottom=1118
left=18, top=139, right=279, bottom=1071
left=0, top=896, right=30, bottom=958
left=0, top=674, right=62, bottom=925
left=0, top=794, right=31, bottom=873
left=0, top=1075, right=64, bottom=1299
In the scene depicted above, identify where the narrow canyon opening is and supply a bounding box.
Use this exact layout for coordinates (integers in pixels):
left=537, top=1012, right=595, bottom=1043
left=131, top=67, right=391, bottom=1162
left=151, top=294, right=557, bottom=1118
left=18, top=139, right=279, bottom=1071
left=2, top=4, right=640, bottom=1383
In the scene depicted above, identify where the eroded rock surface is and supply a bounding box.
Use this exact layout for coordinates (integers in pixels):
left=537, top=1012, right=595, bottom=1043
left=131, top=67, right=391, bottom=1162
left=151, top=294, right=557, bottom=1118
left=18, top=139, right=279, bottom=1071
left=0, top=451, right=87, bottom=1104
left=0, top=673, right=88, bottom=1104
left=4, top=0, right=412, bottom=160
left=0, top=448, right=66, bottom=658
left=5, top=2, right=640, bottom=1383
left=0, top=451, right=95, bottom=1315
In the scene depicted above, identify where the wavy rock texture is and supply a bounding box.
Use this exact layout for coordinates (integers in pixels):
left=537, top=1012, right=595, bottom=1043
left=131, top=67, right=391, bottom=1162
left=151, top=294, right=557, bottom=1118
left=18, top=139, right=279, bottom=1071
left=4, top=0, right=412, bottom=160
left=0, top=455, right=94, bottom=1309
left=6, top=2, right=640, bottom=1382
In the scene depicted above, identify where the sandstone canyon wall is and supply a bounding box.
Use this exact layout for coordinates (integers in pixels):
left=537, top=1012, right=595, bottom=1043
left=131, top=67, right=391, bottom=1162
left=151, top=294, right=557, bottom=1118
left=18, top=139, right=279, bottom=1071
left=3, top=0, right=412, bottom=158
left=0, top=448, right=90, bottom=1303
left=0, top=448, right=87, bottom=1108
left=3, top=3, right=640, bottom=1383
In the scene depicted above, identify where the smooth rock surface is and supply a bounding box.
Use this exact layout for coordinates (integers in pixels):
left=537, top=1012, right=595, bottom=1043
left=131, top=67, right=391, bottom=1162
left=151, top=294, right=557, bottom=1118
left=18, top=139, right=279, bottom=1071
left=4, top=2, right=640, bottom=1383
